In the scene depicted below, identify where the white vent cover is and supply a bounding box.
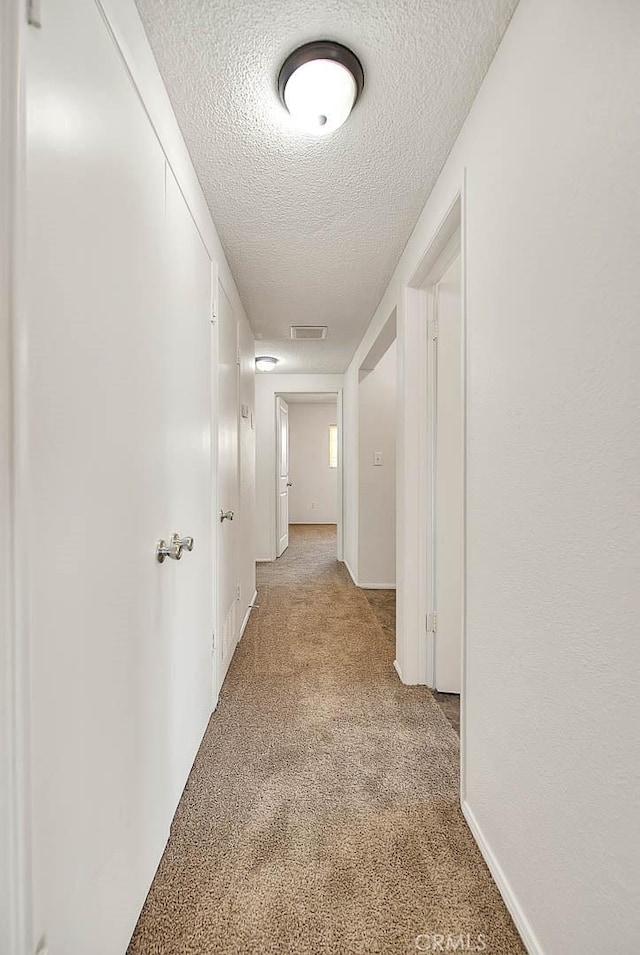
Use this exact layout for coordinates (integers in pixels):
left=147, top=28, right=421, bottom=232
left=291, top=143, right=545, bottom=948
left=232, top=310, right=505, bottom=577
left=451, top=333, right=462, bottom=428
left=290, top=325, right=328, bottom=340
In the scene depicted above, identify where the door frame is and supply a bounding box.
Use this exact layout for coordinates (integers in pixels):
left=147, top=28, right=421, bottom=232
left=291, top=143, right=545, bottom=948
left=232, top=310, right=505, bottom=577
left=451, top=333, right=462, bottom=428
left=275, top=396, right=290, bottom=557
left=272, top=389, right=344, bottom=562
left=425, top=234, right=462, bottom=691
left=1, top=2, right=32, bottom=952
left=404, top=182, right=467, bottom=797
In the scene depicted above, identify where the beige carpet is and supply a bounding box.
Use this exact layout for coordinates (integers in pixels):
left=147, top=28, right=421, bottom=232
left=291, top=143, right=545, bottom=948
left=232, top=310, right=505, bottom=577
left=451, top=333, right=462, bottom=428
left=128, top=524, right=524, bottom=954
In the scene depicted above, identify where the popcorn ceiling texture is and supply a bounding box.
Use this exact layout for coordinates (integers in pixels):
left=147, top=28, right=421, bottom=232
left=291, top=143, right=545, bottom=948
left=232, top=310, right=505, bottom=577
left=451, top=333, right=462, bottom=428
left=136, top=0, right=519, bottom=373
left=127, top=526, right=524, bottom=953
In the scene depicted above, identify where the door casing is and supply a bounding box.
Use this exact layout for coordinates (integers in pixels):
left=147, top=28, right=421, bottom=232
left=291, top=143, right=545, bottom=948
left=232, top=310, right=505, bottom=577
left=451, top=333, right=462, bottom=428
left=276, top=397, right=290, bottom=557
left=272, top=390, right=344, bottom=562
left=402, top=185, right=467, bottom=795
left=1, top=2, right=31, bottom=952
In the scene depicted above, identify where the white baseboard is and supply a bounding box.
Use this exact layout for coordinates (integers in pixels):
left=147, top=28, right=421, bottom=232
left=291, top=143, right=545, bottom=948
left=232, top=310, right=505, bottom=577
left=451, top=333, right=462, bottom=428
left=343, top=559, right=395, bottom=591
left=461, top=800, right=544, bottom=955
left=256, top=556, right=273, bottom=563
left=393, top=658, right=404, bottom=682
left=343, top=558, right=358, bottom=586
left=289, top=521, right=338, bottom=525
left=239, top=590, right=258, bottom=638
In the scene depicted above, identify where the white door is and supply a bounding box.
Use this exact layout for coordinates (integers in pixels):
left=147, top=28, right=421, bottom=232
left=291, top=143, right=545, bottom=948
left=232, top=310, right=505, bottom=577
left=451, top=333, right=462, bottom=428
left=433, top=254, right=464, bottom=693
left=276, top=397, right=290, bottom=557
left=163, top=169, right=214, bottom=766
left=24, top=0, right=214, bottom=948
left=216, top=283, right=239, bottom=693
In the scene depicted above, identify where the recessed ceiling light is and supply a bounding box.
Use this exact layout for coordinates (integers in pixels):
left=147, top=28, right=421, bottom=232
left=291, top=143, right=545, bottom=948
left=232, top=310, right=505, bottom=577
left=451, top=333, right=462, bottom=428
left=278, top=41, right=364, bottom=137
left=255, top=356, right=279, bottom=372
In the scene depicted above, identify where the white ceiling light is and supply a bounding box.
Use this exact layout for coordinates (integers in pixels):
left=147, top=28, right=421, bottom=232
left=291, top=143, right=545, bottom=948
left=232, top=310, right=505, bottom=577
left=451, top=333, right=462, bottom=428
left=255, top=356, right=279, bottom=372
left=278, top=41, right=364, bottom=137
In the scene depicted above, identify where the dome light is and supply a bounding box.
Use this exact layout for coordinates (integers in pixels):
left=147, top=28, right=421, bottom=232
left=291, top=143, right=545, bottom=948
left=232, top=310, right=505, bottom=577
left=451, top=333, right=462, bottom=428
left=278, top=41, right=364, bottom=137
left=255, top=356, right=279, bottom=372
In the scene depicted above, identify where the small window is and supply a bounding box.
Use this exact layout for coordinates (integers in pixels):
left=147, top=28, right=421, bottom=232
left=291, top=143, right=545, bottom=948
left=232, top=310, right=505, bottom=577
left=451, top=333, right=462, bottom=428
left=329, top=424, right=338, bottom=469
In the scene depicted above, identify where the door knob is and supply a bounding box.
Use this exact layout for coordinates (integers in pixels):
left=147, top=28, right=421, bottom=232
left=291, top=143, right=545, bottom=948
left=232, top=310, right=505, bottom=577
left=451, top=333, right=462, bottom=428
left=220, top=509, right=234, bottom=522
left=156, top=533, right=195, bottom=563
left=287, top=482, right=293, bottom=487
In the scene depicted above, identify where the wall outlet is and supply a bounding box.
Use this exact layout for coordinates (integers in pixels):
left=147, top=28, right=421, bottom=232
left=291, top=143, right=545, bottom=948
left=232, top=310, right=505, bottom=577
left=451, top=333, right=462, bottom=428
left=373, top=451, right=383, bottom=466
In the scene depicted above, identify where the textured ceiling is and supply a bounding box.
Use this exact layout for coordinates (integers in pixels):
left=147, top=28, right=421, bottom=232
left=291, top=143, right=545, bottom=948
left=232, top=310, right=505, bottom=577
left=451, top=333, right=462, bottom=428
left=136, top=0, right=519, bottom=373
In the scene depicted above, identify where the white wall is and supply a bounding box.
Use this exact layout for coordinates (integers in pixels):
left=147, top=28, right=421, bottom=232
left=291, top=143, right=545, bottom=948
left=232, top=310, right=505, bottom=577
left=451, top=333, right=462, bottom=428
left=357, top=342, right=396, bottom=587
left=20, top=1, right=255, bottom=954
left=255, top=374, right=343, bottom=560
left=344, top=1, right=640, bottom=952
left=289, top=402, right=338, bottom=524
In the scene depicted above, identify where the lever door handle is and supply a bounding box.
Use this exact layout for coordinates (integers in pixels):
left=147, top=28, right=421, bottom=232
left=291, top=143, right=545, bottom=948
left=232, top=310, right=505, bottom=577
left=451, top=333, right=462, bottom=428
left=156, top=533, right=195, bottom=563
left=173, top=535, right=194, bottom=552
left=220, top=509, right=234, bottom=522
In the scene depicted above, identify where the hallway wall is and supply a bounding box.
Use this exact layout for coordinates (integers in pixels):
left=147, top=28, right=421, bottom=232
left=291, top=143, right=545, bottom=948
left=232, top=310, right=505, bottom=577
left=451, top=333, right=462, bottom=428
left=288, top=402, right=339, bottom=525
left=357, top=341, right=397, bottom=588
left=255, top=373, right=343, bottom=561
left=344, top=0, right=640, bottom=952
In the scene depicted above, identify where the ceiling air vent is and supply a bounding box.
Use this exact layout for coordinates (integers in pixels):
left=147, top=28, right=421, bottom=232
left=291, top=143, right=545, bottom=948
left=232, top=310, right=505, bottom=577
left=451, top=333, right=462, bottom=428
left=290, top=325, right=328, bottom=340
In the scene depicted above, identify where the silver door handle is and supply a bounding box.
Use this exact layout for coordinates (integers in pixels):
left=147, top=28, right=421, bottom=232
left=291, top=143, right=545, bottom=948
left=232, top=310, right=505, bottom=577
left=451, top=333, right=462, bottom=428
left=156, top=532, right=195, bottom=563
left=174, top=535, right=194, bottom=553
left=220, top=509, right=234, bottom=522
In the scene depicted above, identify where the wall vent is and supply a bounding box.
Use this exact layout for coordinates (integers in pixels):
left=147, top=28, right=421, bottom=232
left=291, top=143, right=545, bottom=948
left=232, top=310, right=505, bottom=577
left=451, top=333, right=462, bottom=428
left=290, top=325, right=328, bottom=340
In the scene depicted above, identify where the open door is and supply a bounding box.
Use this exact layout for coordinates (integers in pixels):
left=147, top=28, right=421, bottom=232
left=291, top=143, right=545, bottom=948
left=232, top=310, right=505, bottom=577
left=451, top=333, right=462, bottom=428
left=433, top=254, right=463, bottom=693
left=276, top=397, right=290, bottom=557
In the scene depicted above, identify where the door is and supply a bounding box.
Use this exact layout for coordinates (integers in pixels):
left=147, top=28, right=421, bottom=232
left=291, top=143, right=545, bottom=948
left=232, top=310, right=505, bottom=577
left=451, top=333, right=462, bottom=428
left=433, top=254, right=463, bottom=693
left=163, top=169, right=214, bottom=771
left=276, top=397, right=290, bottom=557
left=24, top=0, right=215, bottom=948
left=216, top=282, right=239, bottom=693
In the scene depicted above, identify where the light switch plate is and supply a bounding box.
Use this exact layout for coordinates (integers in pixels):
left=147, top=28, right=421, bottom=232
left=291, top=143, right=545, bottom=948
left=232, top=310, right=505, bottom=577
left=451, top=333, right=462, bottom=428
left=373, top=451, right=383, bottom=466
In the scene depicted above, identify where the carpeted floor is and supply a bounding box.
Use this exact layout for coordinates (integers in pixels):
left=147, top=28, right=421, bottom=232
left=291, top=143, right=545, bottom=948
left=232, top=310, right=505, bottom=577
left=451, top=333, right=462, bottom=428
left=128, top=524, right=524, bottom=954
left=361, top=589, right=461, bottom=736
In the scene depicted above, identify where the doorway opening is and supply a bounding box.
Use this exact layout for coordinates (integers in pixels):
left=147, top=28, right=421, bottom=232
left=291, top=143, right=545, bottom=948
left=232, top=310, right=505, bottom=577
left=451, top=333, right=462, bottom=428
left=407, top=191, right=464, bottom=741
left=356, top=322, right=398, bottom=655
left=274, top=391, right=343, bottom=564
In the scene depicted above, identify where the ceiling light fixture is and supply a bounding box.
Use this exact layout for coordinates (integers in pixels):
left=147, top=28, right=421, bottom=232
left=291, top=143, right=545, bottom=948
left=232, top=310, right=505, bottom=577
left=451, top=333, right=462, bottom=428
left=255, top=356, right=279, bottom=372
left=278, top=41, right=364, bottom=137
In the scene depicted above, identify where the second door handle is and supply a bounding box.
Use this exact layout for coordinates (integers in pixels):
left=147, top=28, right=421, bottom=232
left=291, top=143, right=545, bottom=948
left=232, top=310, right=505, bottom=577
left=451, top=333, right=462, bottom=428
left=220, top=509, right=234, bottom=522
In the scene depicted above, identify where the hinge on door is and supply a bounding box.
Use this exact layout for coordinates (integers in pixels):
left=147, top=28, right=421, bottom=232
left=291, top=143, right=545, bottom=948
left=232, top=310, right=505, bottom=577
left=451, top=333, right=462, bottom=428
left=428, top=320, right=439, bottom=341
left=27, top=0, right=42, bottom=27
left=426, top=611, right=437, bottom=634
left=236, top=584, right=241, bottom=601
left=211, top=631, right=216, bottom=651
left=236, top=348, right=241, bottom=366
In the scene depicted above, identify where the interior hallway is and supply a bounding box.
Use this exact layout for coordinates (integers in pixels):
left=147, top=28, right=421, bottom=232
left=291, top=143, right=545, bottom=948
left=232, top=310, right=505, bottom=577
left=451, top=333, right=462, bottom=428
left=128, top=525, right=523, bottom=953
